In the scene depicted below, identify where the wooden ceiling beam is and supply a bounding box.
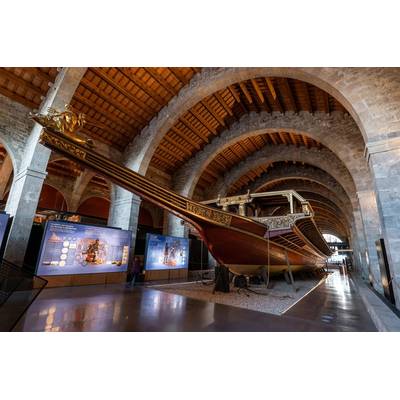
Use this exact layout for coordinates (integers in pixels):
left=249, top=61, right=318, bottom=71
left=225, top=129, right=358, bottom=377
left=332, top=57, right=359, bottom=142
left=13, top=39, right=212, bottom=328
left=228, top=85, right=241, bottom=103
left=201, top=98, right=226, bottom=127
left=238, top=82, right=253, bottom=104
left=168, top=68, right=189, bottom=85
left=322, top=90, right=330, bottom=113
left=247, top=136, right=260, bottom=152
left=179, top=115, right=209, bottom=142
left=278, top=132, right=288, bottom=145
left=91, top=68, right=153, bottom=118
left=170, top=126, right=201, bottom=150
left=268, top=132, right=278, bottom=145
left=144, top=68, right=178, bottom=96
left=163, top=135, right=193, bottom=156
left=79, top=127, right=123, bottom=150
left=73, top=92, right=134, bottom=135
left=250, top=79, right=265, bottom=103
left=81, top=78, right=147, bottom=126
left=203, top=167, right=219, bottom=179
left=301, top=81, right=313, bottom=113
left=211, top=157, right=228, bottom=173
left=214, top=92, right=234, bottom=116
left=157, top=143, right=186, bottom=161
left=0, top=85, right=38, bottom=109
left=17, top=67, right=53, bottom=84
left=265, top=78, right=283, bottom=112
left=302, top=135, right=309, bottom=148
left=71, top=98, right=132, bottom=141
left=279, top=78, right=297, bottom=112
left=119, top=68, right=166, bottom=106
left=190, top=109, right=217, bottom=135
left=0, top=68, right=44, bottom=97
left=289, top=132, right=298, bottom=146
left=153, top=151, right=177, bottom=167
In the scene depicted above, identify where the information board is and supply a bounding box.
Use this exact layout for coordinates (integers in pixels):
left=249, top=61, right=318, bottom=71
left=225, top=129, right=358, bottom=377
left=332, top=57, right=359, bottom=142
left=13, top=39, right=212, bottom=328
left=36, top=220, right=131, bottom=276
left=144, top=233, right=189, bottom=271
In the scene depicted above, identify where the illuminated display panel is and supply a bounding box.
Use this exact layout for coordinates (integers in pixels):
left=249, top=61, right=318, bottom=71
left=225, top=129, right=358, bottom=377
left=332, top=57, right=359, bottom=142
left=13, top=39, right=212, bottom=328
left=0, top=213, right=9, bottom=248
left=144, top=233, right=189, bottom=271
left=36, top=221, right=131, bottom=276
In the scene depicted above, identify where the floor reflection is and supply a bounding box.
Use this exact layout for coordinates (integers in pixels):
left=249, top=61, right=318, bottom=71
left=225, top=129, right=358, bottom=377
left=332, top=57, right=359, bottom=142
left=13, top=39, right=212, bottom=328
left=285, top=268, right=376, bottom=331
left=14, top=269, right=376, bottom=332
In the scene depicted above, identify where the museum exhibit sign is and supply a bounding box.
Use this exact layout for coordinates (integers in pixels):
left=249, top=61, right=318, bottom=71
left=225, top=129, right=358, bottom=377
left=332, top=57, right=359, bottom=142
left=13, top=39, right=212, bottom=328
left=145, top=233, right=189, bottom=270
left=144, top=233, right=189, bottom=280
left=36, top=220, right=131, bottom=286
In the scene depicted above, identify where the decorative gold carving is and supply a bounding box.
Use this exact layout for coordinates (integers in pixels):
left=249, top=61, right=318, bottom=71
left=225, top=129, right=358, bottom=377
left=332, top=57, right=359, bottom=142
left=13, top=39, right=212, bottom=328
left=40, top=131, right=87, bottom=160
left=30, top=105, right=94, bottom=149
left=187, top=202, right=232, bottom=226
left=255, top=213, right=306, bottom=230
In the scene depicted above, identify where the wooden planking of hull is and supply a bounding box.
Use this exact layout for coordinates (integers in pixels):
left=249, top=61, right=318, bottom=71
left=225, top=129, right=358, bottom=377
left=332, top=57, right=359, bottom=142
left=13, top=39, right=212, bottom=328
left=32, top=113, right=331, bottom=276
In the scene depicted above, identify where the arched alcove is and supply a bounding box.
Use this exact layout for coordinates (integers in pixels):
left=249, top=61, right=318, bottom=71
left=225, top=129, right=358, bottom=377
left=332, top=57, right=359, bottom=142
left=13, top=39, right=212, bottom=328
left=37, top=184, right=68, bottom=211
left=77, top=197, right=110, bottom=220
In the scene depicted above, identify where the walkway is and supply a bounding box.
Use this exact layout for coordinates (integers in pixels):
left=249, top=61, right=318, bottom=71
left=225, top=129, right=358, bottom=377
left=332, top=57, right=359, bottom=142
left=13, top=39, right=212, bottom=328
left=13, top=269, right=376, bottom=332
left=285, top=268, right=377, bottom=331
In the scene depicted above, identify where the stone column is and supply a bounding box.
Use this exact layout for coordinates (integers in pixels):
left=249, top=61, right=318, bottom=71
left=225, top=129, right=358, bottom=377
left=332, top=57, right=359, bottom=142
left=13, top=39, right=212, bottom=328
left=0, top=155, right=13, bottom=200
left=68, top=169, right=96, bottom=211
left=367, top=138, right=400, bottom=306
left=352, top=210, right=370, bottom=281
left=357, top=190, right=383, bottom=293
left=4, top=67, right=87, bottom=266
left=166, top=213, right=188, bottom=238
left=108, top=186, right=141, bottom=263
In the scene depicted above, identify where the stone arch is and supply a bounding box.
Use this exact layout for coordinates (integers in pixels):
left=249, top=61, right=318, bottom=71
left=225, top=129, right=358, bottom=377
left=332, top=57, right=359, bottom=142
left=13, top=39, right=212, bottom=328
left=260, top=181, right=350, bottom=239
left=172, top=112, right=370, bottom=199
left=125, top=67, right=400, bottom=175
left=239, top=164, right=353, bottom=223
left=207, top=145, right=357, bottom=204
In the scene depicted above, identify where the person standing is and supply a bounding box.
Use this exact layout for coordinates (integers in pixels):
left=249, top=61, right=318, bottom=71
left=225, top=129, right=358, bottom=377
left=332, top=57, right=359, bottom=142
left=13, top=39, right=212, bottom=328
left=126, top=256, right=141, bottom=288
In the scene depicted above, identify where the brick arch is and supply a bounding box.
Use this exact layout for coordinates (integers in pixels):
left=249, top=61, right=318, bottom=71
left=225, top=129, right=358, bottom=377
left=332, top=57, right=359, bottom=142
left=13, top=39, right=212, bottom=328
left=125, top=67, right=400, bottom=175
left=38, top=183, right=69, bottom=211
left=208, top=145, right=357, bottom=206
left=0, top=138, right=18, bottom=174
left=77, top=196, right=110, bottom=220
left=138, top=203, right=155, bottom=227
left=172, top=112, right=371, bottom=199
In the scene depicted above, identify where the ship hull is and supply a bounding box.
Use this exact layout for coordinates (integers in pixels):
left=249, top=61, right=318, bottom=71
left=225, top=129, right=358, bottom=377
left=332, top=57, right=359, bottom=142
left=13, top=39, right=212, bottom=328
left=37, top=126, right=330, bottom=276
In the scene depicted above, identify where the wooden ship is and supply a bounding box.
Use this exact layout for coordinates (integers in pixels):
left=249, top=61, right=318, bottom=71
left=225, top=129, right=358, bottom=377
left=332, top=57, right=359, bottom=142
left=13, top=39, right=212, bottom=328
left=31, top=107, right=331, bottom=277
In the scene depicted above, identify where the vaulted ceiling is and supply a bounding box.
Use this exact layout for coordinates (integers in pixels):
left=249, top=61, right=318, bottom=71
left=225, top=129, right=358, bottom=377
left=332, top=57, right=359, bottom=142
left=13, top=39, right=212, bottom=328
left=0, top=67, right=352, bottom=238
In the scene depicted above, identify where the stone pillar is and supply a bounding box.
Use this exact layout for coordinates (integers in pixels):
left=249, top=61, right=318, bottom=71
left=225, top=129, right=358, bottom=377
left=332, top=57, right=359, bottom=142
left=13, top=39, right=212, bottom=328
left=0, top=155, right=13, bottom=200
left=357, top=190, right=383, bottom=293
left=352, top=210, right=369, bottom=281
left=108, top=186, right=141, bottom=263
left=166, top=213, right=188, bottom=238
left=69, top=169, right=96, bottom=211
left=4, top=67, right=87, bottom=266
left=367, top=139, right=400, bottom=306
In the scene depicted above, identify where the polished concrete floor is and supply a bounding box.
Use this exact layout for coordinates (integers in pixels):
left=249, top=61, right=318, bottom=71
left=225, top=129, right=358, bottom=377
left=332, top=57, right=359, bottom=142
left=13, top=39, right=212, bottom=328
left=14, top=269, right=377, bottom=332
